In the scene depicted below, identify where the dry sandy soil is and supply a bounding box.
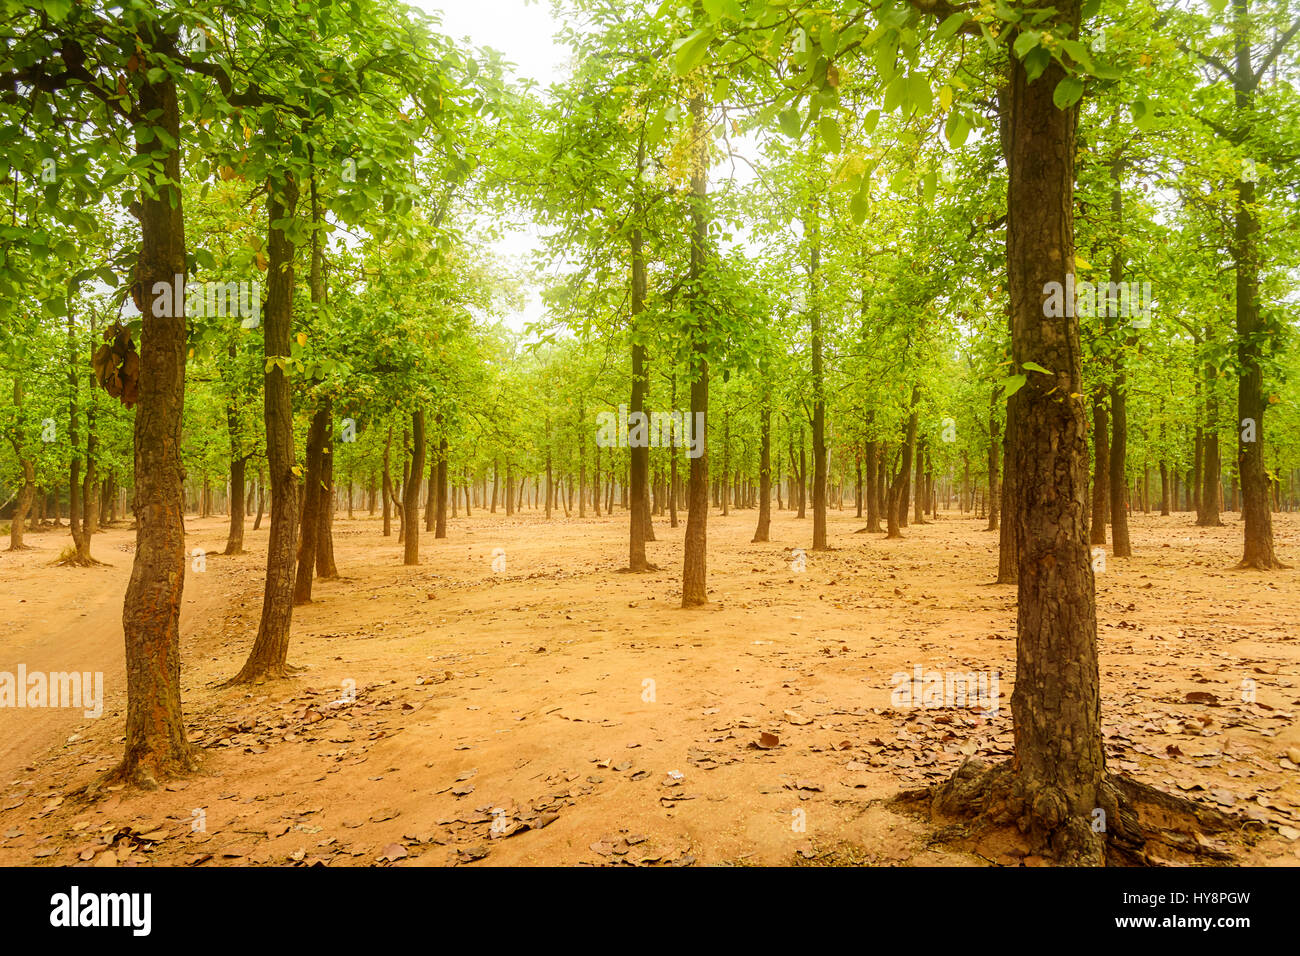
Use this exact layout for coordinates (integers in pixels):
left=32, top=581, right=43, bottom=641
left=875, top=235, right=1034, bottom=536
left=1, top=503, right=1298, bottom=867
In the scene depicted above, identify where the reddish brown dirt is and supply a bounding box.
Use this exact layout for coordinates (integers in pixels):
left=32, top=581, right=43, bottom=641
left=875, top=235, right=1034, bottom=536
left=1, top=506, right=1297, bottom=867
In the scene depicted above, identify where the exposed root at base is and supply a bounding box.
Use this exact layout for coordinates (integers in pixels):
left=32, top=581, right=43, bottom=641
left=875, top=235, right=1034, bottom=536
left=895, top=757, right=1246, bottom=866
left=54, top=554, right=108, bottom=568
left=80, top=748, right=202, bottom=798
left=220, top=661, right=307, bottom=686
left=1234, top=558, right=1291, bottom=571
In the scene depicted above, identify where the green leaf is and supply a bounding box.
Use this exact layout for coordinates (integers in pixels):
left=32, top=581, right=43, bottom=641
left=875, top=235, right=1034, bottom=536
left=908, top=73, right=933, bottom=114
left=944, top=111, right=970, bottom=148
left=1052, top=76, right=1085, bottom=110
left=883, top=75, right=906, bottom=112
left=778, top=108, right=802, bottom=138
left=935, top=13, right=967, bottom=41
left=1001, top=373, right=1028, bottom=397
left=673, top=28, right=714, bottom=76
left=42, top=0, right=72, bottom=22
left=818, top=115, right=841, bottom=153
left=1013, top=31, right=1040, bottom=60
left=1024, top=46, right=1051, bottom=83
left=849, top=187, right=868, bottom=224
left=1022, top=361, right=1052, bottom=375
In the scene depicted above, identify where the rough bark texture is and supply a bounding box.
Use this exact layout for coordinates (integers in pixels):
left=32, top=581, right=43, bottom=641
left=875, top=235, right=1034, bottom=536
left=928, top=4, right=1112, bottom=864
left=753, top=393, right=771, bottom=543
left=681, top=96, right=709, bottom=608
left=293, top=403, right=328, bottom=604
left=113, top=66, right=196, bottom=783
left=1231, top=4, right=1283, bottom=568
left=808, top=185, right=828, bottom=552
left=1089, top=390, right=1109, bottom=545
left=228, top=174, right=300, bottom=685
left=316, top=399, right=338, bottom=579
left=404, top=409, right=426, bottom=565
left=986, top=388, right=1002, bottom=532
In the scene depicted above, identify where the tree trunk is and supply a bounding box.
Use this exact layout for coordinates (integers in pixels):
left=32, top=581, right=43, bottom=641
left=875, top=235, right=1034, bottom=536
left=404, top=409, right=425, bottom=565
left=987, top=386, right=1002, bottom=531
left=681, top=96, right=710, bottom=607
left=228, top=172, right=301, bottom=685
left=435, top=430, right=448, bottom=538
left=114, top=64, right=196, bottom=782
left=293, top=403, right=328, bottom=604
left=316, top=400, right=337, bottom=579
left=753, top=391, right=771, bottom=543
left=934, top=6, right=1109, bottom=864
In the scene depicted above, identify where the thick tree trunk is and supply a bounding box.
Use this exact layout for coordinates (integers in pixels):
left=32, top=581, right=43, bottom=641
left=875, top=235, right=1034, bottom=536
left=1231, top=15, right=1282, bottom=566
left=934, top=5, right=1109, bottom=864
left=114, top=66, right=196, bottom=782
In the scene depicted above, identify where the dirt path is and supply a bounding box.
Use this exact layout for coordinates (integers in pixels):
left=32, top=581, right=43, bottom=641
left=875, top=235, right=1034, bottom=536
left=0, top=524, right=231, bottom=774
left=1, top=507, right=1297, bottom=867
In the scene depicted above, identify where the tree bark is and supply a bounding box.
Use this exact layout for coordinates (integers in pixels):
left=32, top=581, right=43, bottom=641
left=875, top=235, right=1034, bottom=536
left=681, top=96, right=710, bottom=607
left=114, top=64, right=196, bottom=782
left=404, top=409, right=425, bottom=565
left=228, top=172, right=301, bottom=685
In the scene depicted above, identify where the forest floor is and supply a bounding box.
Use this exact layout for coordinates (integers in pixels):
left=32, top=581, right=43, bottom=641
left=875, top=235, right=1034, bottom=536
left=1, top=505, right=1298, bottom=867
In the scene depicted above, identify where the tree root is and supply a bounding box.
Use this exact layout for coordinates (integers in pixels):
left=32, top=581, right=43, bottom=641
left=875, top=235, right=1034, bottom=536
left=221, top=661, right=306, bottom=686
left=896, top=758, right=1245, bottom=866
left=81, top=746, right=202, bottom=797
left=1234, top=557, right=1291, bottom=571
left=55, top=552, right=108, bottom=568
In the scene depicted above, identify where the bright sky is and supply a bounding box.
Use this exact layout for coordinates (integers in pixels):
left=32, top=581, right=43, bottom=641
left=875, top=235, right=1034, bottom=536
left=415, top=0, right=570, bottom=333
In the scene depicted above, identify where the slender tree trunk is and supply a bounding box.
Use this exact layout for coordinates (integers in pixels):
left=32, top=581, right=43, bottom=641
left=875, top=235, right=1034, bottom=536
left=987, top=386, right=1002, bottom=531
left=753, top=390, right=771, bottom=543
left=404, top=409, right=425, bottom=565
left=316, top=400, right=337, bottom=579
left=682, top=96, right=710, bottom=607
left=229, top=173, right=301, bottom=685
left=435, top=429, right=448, bottom=538
left=293, top=404, right=328, bottom=604
left=808, top=180, right=828, bottom=551
left=864, top=438, right=880, bottom=533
